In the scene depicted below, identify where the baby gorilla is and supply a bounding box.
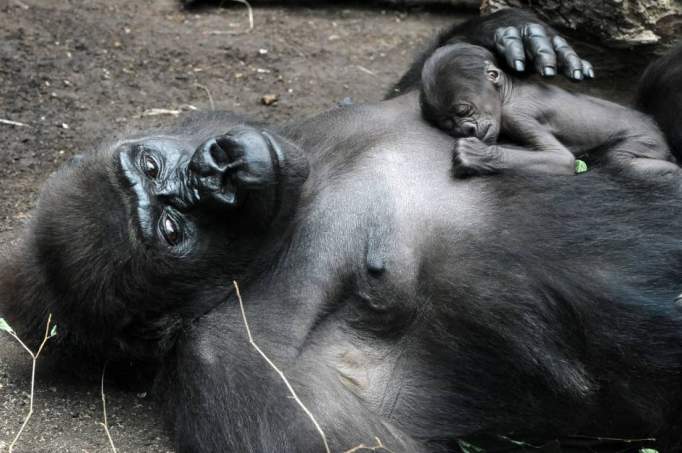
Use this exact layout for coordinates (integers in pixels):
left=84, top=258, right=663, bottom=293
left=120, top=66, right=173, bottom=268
left=420, top=43, right=677, bottom=177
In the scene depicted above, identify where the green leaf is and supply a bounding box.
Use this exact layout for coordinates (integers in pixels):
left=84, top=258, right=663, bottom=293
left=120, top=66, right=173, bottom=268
left=575, top=159, right=588, bottom=174
left=640, top=449, right=659, bottom=453
left=458, top=440, right=486, bottom=453
left=50, top=325, right=58, bottom=338
left=0, top=317, right=15, bottom=335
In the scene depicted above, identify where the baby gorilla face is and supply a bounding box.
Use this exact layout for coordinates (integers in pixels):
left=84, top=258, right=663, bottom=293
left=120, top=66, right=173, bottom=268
left=436, top=76, right=502, bottom=144
left=420, top=43, right=505, bottom=144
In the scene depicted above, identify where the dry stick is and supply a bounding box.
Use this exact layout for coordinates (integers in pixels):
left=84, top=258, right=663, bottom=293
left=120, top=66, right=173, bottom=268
left=6, top=314, right=55, bottom=453
left=209, top=0, right=254, bottom=34
left=232, top=281, right=331, bottom=453
left=343, top=437, right=393, bottom=453
left=356, top=66, right=376, bottom=77
left=231, top=0, right=254, bottom=32
left=99, top=363, right=117, bottom=453
left=9, top=0, right=29, bottom=9
left=195, top=84, right=215, bottom=111
left=0, top=119, right=29, bottom=127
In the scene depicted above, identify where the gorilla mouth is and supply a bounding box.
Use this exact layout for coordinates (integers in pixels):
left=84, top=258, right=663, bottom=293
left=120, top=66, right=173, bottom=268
left=479, top=123, right=494, bottom=143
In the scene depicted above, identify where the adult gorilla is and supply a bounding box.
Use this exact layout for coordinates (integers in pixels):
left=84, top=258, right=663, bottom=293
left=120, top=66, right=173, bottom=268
left=3, top=8, right=682, bottom=453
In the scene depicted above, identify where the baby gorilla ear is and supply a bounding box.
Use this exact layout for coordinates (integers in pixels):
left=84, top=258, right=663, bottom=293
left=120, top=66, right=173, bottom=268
left=485, top=62, right=502, bottom=86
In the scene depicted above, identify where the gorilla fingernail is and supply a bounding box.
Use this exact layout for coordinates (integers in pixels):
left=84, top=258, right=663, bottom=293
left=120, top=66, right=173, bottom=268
left=573, top=69, right=583, bottom=80
left=542, top=66, right=556, bottom=77
left=514, top=60, right=525, bottom=72
left=587, top=68, right=595, bottom=78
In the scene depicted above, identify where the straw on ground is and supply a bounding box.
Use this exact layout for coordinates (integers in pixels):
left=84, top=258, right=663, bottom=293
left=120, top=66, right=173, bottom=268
left=0, top=315, right=57, bottom=453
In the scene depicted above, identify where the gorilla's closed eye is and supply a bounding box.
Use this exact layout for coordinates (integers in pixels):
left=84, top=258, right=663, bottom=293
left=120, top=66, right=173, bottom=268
left=454, top=103, right=473, bottom=117
left=141, top=152, right=160, bottom=180
left=159, top=211, right=182, bottom=246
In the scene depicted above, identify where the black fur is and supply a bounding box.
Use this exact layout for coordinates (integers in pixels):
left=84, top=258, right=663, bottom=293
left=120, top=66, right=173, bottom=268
left=3, top=10, right=682, bottom=453
left=635, top=43, right=682, bottom=162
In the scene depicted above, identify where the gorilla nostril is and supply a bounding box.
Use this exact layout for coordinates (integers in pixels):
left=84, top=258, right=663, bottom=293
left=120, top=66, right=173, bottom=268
left=462, top=124, right=477, bottom=137
left=209, top=140, right=230, bottom=167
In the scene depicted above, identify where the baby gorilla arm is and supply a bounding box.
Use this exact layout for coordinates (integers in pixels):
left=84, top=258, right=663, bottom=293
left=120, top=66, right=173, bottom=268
left=452, top=85, right=678, bottom=178
left=452, top=133, right=575, bottom=178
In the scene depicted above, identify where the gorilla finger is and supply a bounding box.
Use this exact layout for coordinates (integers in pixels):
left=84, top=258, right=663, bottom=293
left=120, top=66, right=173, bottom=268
left=552, top=36, right=583, bottom=80
left=522, top=23, right=557, bottom=77
left=582, top=59, right=595, bottom=79
left=495, top=26, right=525, bottom=73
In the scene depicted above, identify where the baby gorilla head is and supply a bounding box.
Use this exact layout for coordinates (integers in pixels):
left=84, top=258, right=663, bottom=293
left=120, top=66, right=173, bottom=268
left=0, top=112, right=308, bottom=362
left=420, top=43, right=505, bottom=144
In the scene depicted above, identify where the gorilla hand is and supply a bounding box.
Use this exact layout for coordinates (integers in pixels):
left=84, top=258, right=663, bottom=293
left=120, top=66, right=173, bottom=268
left=452, top=137, right=501, bottom=178
left=494, top=23, right=594, bottom=81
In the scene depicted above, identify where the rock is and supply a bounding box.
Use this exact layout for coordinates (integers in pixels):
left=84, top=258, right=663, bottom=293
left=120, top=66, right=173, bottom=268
left=183, top=0, right=478, bottom=8
left=261, top=94, right=278, bottom=106
left=481, top=0, right=682, bottom=54
left=379, top=0, right=478, bottom=6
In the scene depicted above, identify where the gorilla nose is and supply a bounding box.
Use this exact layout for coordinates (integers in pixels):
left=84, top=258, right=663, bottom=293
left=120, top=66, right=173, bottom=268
left=189, top=137, right=240, bottom=207
left=189, top=126, right=279, bottom=209
left=461, top=123, right=477, bottom=137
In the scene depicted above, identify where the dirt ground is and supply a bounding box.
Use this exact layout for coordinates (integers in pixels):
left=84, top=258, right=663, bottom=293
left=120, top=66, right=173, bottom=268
left=0, top=0, right=651, bottom=451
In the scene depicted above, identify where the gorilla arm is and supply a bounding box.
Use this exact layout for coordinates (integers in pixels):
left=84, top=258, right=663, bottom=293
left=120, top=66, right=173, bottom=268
left=167, top=297, right=428, bottom=453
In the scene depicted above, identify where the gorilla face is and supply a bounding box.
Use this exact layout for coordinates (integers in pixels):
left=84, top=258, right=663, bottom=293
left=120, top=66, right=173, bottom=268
left=3, top=114, right=309, bottom=360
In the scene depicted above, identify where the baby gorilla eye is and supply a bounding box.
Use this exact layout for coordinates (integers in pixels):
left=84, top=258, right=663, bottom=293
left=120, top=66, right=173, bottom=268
left=160, top=213, right=181, bottom=246
left=453, top=103, right=473, bottom=117
left=141, top=154, right=159, bottom=179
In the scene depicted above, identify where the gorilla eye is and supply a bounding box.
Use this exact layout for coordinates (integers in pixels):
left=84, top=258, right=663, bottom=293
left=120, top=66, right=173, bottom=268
left=487, top=69, right=500, bottom=82
left=141, top=154, right=159, bottom=179
left=454, top=104, right=473, bottom=117
left=160, top=213, right=182, bottom=246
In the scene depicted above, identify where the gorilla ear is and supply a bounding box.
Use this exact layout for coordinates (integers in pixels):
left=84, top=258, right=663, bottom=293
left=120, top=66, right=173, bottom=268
left=485, top=63, right=502, bottom=86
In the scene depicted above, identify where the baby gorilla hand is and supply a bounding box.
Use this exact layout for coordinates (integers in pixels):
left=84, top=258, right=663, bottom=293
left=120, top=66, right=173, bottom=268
left=452, top=137, right=501, bottom=178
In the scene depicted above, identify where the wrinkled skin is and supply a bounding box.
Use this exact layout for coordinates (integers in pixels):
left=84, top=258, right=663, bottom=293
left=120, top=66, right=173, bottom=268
left=3, top=9, right=682, bottom=453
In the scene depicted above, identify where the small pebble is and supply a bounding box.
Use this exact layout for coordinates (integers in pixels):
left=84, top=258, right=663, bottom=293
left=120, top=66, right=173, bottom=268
left=261, top=94, right=278, bottom=106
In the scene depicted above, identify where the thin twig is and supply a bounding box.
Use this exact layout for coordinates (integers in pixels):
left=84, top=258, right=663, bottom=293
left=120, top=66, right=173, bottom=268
left=344, top=437, right=393, bottom=453
left=195, top=84, right=215, bottom=111
left=232, top=281, right=331, bottom=453
left=356, top=66, right=376, bottom=77
left=6, top=314, right=55, bottom=453
left=99, top=362, right=117, bottom=453
left=569, top=435, right=657, bottom=443
left=231, top=0, right=254, bottom=32
left=208, top=0, right=254, bottom=35
left=0, top=119, right=29, bottom=127
left=138, top=108, right=182, bottom=118
left=9, top=0, right=29, bottom=10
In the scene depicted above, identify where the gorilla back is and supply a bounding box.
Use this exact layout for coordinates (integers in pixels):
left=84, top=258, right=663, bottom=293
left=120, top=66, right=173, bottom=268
left=3, top=95, right=682, bottom=451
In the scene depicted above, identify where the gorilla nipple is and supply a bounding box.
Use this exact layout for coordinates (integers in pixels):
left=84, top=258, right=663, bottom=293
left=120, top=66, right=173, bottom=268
left=366, top=254, right=386, bottom=277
